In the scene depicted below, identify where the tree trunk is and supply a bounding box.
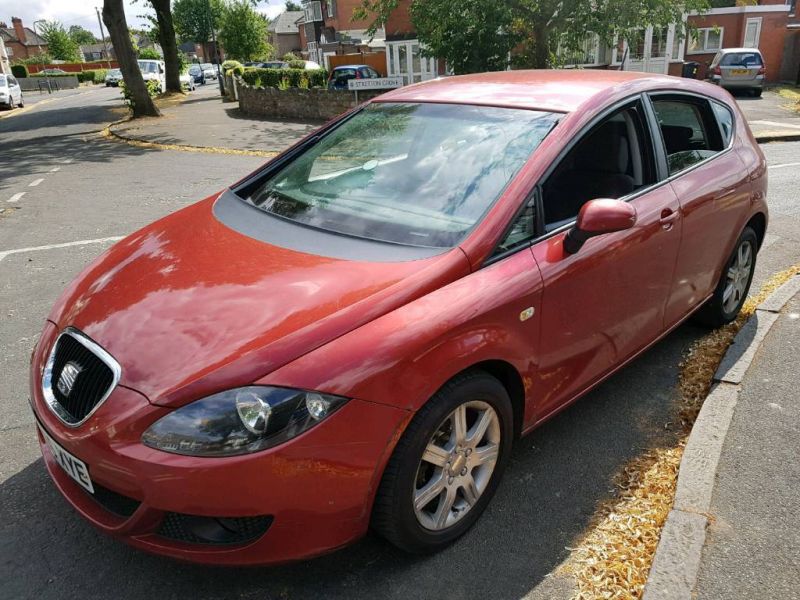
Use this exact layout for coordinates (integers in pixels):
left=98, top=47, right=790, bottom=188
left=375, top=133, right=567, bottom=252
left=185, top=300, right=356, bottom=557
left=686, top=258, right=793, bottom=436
left=151, top=0, right=182, bottom=94
left=532, top=21, right=549, bottom=69
left=103, top=0, right=160, bottom=117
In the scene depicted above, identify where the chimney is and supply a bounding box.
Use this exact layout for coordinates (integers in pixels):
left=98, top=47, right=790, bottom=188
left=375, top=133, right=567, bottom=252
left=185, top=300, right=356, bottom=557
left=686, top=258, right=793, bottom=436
left=11, top=17, right=26, bottom=44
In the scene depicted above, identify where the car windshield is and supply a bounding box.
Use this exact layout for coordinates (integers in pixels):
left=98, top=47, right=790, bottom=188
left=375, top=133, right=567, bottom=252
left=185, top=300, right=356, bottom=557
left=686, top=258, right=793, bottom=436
left=0, top=75, right=6, bottom=86
left=138, top=61, right=158, bottom=73
left=721, top=52, right=763, bottom=67
left=242, top=102, right=559, bottom=247
left=201, top=64, right=212, bottom=69
left=109, top=69, right=121, bottom=76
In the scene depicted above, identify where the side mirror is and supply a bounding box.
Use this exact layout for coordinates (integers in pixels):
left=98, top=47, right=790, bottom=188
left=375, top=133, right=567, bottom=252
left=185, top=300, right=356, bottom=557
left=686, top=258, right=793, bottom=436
left=563, top=199, right=636, bottom=254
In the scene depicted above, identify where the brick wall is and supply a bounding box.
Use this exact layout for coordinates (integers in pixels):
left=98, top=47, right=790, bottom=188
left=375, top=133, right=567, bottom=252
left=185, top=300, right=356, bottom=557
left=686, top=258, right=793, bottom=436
left=237, top=82, right=383, bottom=121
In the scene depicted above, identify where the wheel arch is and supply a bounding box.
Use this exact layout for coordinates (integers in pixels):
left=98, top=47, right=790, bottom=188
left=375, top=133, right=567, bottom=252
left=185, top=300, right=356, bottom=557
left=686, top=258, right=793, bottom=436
left=746, top=212, right=767, bottom=250
left=466, top=360, right=526, bottom=440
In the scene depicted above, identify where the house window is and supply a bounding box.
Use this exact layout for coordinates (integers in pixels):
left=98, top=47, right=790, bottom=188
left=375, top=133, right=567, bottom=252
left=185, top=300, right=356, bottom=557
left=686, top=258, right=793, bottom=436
left=743, top=18, right=762, bottom=48
left=6, top=46, right=12, bottom=57
left=386, top=40, right=437, bottom=85
left=303, top=1, right=322, bottom=22
left=789, top=0, right=797, bottom=16
left=326, top=0, right=336, bottom=18
left=688, top=28, right=723, bottom=54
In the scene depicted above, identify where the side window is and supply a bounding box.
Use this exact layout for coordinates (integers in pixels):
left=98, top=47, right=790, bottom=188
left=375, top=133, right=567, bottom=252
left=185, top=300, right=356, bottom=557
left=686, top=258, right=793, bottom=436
left=651, top=97, right=724, bottom=175
left=540, top=101, right=656, bottom=231
left=712, top=101, right=734, bottom=147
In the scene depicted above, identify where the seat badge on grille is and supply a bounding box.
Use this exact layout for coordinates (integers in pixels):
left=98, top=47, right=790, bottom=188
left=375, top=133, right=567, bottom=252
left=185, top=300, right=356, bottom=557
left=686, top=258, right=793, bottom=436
left=57, top=362, right=82, bottom=397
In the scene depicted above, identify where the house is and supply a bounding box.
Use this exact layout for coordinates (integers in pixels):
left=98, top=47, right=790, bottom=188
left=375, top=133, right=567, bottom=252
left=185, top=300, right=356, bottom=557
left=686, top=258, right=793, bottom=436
left=300, top=0, right=438, bottom=82
left=0, top=17, right=48, bottom=61
left=81, top=42, right=115, bottom=62
left=268, top=11, right=304, bottom=58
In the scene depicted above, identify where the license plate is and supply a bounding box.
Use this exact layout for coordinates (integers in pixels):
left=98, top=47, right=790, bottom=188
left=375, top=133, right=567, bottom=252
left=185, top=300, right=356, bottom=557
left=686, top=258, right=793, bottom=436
left=730, top=69, right=749, bottom=75
left=39, top=425, right=94, bottom=493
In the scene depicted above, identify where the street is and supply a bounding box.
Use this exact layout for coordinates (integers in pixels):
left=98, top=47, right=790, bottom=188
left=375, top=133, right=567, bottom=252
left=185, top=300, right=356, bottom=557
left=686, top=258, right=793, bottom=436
left=1, top=86, right=798, bottom=600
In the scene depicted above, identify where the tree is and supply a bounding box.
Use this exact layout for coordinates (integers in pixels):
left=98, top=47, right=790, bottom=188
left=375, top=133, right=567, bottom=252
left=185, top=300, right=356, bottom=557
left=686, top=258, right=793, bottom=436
left=103, top=0, right=160, bottom=117
left=68, top=25, right=98, bottom=46
left=38, top=20, right=82, bottom=62
left=173, top=0, right=225, bottom=43
left=285, top=1, right=303, bottom=10
left=355, top=0, right=712, bottom=71
left=218, top=0, right=273, bottom=62
left=150, top=0, right=183, bottom=93
left=138, top=47, right=162, bottom=59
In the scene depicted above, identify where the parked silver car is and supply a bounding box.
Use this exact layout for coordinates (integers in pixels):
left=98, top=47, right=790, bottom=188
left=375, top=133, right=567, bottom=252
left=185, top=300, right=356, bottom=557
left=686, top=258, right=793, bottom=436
left=0, top=73, right=24, bottom=109
left=200, top=63, right=218, bottom=80
left=707, top=48, right=765, bottom=96
left=105, top=68, right=123, bottom=87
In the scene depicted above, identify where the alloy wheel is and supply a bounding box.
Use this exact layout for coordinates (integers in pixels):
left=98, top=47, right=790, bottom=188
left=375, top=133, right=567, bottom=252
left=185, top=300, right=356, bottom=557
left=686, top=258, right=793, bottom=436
left=723, top=239, right=754, bottom=314
left=413, top=400, right=500, bottom=531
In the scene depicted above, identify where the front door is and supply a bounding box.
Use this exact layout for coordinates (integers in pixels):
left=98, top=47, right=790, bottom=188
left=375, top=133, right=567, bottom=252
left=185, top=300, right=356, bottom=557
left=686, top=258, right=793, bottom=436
left=624, top=27, right=671, bottom=74
left=529, top=99, right=682, bottom=421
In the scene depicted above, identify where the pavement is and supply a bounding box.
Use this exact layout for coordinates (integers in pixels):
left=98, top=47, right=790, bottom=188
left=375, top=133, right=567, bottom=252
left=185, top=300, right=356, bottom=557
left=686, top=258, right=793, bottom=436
left=644, top=280, right=800, bottom=599
left=0, top=83, right=798, bottom=600
left=735, top=87, right=800, bottom=141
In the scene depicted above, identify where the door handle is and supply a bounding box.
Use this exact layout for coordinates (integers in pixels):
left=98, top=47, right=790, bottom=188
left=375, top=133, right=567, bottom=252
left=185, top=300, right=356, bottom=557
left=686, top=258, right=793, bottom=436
left=660, top=208, right=679, bottom=230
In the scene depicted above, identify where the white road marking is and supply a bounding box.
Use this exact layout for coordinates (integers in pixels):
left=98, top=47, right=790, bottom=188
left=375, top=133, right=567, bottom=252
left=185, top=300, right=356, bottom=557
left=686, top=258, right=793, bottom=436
left=768, top=162, right=800, bottom=170
left=8, top=192, right=25, bottom=203
left=49, top=167, right=61, bottom=173
left=750, top=120, right=800, bottom=130
left=29, top=178, right=44, bottom=187
left=0, top=236, right=124, bottom=263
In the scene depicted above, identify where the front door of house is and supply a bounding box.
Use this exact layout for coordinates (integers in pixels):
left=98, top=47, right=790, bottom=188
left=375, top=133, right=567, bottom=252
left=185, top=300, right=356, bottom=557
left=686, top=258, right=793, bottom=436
left=387, top=40, right=437, bottom=85
left=625, top=27, right=670, bottom=74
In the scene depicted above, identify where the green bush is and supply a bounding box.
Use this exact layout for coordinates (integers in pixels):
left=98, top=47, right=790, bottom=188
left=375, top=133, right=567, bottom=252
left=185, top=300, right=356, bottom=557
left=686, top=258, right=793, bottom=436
left=222, top=59, right=245, bottom=77
left=138, top=48, right=162, bottom=60
left=119, top=79, right=161, bottom=111
left=241, top=67, right=328, bottom=90
left=73, top=69, right=108, bottom=84
left=282, top=52, right=300, bottom=62
left=11, top=64, right=28, bottom=78
left=288, top=59, right=305, bottom=69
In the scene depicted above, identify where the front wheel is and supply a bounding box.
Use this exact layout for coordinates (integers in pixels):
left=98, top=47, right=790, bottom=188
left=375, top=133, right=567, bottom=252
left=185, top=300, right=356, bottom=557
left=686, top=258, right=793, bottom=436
left=371, top=371, right=513, bottom=553
left=694, top=226, right=758, bottom=327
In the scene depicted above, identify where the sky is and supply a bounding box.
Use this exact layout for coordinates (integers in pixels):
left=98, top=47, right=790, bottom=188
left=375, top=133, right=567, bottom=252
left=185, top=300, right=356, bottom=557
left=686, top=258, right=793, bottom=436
left=0, top=0, right=287, bottom=38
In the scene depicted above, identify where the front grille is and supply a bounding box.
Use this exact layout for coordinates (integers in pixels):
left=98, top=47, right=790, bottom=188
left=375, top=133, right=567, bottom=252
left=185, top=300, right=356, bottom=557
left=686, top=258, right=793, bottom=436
left=157, top=513, right=273, bottom=545
left=44, top=328, right=119, bottom=425
left=87, top=483, right=141, bottom=518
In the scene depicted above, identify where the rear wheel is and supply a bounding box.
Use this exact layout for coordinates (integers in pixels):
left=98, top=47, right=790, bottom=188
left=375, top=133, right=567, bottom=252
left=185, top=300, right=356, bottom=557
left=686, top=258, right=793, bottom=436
left=371, top=371, right=513, bottom=553
left=693, top=226, right=757, bottom=327
left=752, top=88, right=763, bottom=98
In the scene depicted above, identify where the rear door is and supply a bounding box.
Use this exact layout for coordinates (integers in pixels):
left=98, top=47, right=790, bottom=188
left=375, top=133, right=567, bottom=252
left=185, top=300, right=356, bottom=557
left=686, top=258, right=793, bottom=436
left=648, top=93, right=752, bottom=326
left=529, top=98, right=682, bottom=421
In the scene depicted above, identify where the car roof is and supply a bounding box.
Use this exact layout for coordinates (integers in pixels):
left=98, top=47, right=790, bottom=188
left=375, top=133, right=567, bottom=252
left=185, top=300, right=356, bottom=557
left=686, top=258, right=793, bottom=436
left=375, top=69, right=683, bottom=113
left=718, top=47, right=762, bottom=54
left=334, top=64, right=369, bottom=69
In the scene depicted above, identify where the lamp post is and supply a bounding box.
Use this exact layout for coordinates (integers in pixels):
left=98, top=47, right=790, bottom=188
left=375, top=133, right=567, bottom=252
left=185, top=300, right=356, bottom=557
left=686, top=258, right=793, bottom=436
left=32, top=20, right=52, bottom=93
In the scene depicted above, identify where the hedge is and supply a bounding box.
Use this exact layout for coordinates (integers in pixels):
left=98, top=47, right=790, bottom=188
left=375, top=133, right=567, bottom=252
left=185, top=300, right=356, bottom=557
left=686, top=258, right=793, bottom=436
left=241, top=67, right=328, bottom=90
left=31, top=69, right=108, bottom=83
left=11, top=64, right=28, bottom=78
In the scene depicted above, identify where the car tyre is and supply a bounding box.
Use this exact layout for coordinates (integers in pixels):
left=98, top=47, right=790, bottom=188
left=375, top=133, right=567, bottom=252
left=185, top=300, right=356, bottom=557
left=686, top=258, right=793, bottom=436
left=18, top=96, right=24, bottom=108
left=753, top=88, right=762, bottom=98
left=693, top=226, right=758, bottom=328
left=371, top=370, right=513, bottom=553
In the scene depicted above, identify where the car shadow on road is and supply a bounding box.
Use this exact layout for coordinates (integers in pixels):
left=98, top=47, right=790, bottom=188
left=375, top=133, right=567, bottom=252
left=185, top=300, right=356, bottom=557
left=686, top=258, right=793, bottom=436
left=0, top=323, right=706, bottom=600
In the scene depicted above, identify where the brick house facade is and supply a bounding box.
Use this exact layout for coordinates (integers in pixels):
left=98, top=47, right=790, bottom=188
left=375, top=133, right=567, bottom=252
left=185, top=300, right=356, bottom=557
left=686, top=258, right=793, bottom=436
left=0, top=17, right=48, bottom=61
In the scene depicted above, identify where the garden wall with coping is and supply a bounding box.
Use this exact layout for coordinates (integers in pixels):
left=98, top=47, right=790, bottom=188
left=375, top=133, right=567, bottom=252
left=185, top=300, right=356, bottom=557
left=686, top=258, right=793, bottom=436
left=20, top=76, right=80, bottom=91
left=237, top=81, right=384, bottom=121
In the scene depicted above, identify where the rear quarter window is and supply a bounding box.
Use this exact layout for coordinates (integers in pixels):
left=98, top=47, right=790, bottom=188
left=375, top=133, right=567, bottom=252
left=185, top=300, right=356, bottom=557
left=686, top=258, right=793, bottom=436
left=651, top=96, right=725, bottom=175
left=711, top=102, right=735, bottom=147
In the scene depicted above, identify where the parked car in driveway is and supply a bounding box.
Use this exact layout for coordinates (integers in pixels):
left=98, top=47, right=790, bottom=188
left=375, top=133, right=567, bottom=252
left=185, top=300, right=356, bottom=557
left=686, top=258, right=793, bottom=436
left=30, top=70, right=767, bottom=566
left=328, top=64, right=381, bottom=89
left=0, top=73, right=24, bottom=109
left=707, top=48, right=766, bottom=96
left=104, top=68, right=122, bottom=87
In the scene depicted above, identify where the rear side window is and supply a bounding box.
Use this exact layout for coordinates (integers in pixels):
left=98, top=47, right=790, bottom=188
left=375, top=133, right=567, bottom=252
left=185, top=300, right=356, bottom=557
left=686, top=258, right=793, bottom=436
left=651, top=97, right=724, bottom=175
left=712, top=102, right=735, bottom=147
left=721, top=52, right=763, bottom=67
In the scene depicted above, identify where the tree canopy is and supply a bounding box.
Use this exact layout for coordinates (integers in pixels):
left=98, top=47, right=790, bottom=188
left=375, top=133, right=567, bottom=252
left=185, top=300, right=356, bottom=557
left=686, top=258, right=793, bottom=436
left=218, top=0, right=273, bottom=62
left=285, top=1, right=303, bottom=10
left=38, top=21, right=82, bottom=61
left=173, top=0, right=225, bottom=43
left=355, top=0, right=712, bottom=72
left=67, top=25, right=98, bottom=46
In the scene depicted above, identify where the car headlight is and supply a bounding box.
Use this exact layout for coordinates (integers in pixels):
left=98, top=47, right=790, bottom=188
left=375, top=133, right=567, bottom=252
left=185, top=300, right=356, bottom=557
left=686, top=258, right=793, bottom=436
left=141, top=386, right=348, bottom=457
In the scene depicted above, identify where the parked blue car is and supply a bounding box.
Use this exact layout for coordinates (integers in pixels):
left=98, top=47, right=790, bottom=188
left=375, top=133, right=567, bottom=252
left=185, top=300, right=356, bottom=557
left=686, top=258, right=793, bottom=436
left=327, top=65, right=381, bottom=90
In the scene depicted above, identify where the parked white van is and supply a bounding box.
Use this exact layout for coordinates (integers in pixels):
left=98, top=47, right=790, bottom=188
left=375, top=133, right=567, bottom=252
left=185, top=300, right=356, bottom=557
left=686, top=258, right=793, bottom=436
left=137, top=59, right=166, bottom=93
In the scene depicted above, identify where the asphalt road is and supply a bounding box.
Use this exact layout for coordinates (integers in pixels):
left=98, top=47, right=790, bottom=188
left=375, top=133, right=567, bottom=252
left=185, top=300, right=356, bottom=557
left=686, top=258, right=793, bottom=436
left=0, top=87, right=798, bottom=600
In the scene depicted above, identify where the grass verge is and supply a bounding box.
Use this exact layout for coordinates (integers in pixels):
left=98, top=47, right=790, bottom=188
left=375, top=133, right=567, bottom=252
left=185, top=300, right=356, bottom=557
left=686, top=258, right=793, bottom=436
left=774, top=86, right=800, bottom=114
left=566, top=263, right=800, bottom=600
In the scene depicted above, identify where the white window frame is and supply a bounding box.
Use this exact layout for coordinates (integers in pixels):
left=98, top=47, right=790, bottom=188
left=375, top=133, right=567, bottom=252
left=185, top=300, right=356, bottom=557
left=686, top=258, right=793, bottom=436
left=326, top=0, right=336, bottom=19
left=686, top=27, right=724, bottom=54
left=742, top=17, right=762, bottom=48
left=303, top=1, right=322, bottom=23
left=385, top=39, right=437, bottom=85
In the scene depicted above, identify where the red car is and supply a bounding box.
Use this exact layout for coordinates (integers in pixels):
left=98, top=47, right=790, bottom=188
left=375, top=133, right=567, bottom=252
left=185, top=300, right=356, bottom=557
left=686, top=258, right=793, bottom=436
left=30, top=70, right=767, bottom=565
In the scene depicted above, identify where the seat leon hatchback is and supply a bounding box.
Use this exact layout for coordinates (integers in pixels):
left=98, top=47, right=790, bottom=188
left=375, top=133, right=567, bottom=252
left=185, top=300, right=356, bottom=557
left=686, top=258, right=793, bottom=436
left=30, top=70, right=767, bottom=565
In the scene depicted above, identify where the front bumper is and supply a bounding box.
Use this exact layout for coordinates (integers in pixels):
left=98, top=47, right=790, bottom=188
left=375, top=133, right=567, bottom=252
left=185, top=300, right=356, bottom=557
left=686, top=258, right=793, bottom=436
left=30, top=322, right=408, bottom=565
